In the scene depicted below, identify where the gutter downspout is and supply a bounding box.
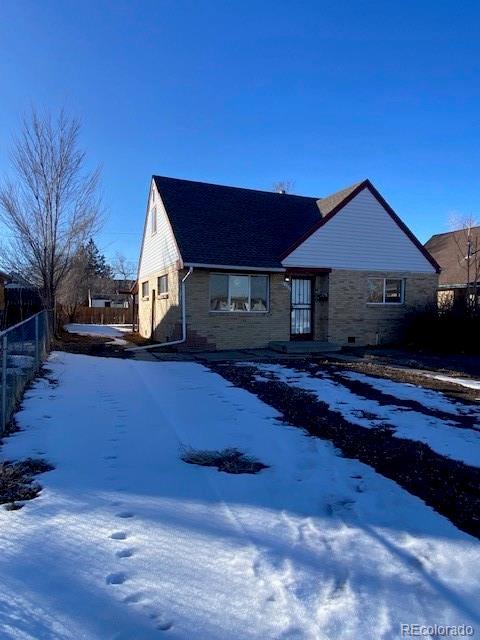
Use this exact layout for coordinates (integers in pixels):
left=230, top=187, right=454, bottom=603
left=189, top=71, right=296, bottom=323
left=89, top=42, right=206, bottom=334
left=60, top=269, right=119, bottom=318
left=127, top=267, right=193, bottom=352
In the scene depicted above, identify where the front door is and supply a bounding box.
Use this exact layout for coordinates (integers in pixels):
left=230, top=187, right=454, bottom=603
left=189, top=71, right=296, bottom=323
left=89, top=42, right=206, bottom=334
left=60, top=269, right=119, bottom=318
left=290, top=278, right=313, bottom=340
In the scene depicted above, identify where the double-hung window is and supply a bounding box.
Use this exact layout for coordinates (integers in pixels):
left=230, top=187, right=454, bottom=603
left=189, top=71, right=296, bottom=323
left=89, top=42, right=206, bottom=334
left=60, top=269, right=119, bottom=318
left=158, top=274, right=168, bottom=295
left=367, top=278, right=404, bottom=304
left=210, top=274, right=268, bottom=312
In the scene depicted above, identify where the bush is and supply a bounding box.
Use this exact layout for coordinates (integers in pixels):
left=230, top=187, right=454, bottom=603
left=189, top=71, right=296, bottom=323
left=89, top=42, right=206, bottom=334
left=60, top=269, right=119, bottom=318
left=180, top=447, right=269, bottom=474
left=404, top=305, right=480, bottom=353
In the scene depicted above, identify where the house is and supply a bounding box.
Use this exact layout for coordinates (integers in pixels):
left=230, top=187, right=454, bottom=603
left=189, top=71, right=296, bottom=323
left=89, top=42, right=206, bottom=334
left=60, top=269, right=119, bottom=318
left=425, top=227, right=480, bottom=307
left=87, top=280, right=135, bottom=309
left=137, top=176, right=440, bottom=350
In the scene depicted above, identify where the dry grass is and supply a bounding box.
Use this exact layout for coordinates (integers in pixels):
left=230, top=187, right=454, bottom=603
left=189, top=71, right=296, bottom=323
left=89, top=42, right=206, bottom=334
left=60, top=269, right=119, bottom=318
left=0, top=458, right=54, bottom=509
left=122, top=332, right=151, bottom=346
left=52, top=329, right=132, bottom=358
left=180, top=447, right=269, bottom=474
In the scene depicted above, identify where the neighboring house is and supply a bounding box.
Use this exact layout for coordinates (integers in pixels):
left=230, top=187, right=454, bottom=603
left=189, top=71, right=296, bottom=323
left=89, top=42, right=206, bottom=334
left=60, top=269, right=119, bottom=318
left=88, top=280, right=134, bottom=309
left=137, top=176, right=440, bottom=350
left=425, top=227, right=480, bottom=307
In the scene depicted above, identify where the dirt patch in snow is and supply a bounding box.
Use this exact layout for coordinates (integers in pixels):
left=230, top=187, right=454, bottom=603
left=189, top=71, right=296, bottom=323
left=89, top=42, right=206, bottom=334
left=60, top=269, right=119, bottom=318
left=53, top=330, right=132, bottom=358
left=181, top=447, right=268, bottom=474
left=211, top=363, right=480, bottom=539
left=0, top=458, right=54, bottom=509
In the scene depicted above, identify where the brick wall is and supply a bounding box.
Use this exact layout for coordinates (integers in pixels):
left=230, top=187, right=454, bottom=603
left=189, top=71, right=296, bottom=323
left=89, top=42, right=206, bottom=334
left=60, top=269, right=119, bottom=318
left=327, top=269, right=438, bottom=345
left=138, top=264, right=181, bottom=341
left=184, top=270, right=290, bottom=350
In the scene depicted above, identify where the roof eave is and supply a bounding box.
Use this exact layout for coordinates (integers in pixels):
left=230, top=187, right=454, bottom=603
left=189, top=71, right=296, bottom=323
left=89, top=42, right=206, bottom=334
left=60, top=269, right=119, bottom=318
left=183, top=262, right=286, bottom=272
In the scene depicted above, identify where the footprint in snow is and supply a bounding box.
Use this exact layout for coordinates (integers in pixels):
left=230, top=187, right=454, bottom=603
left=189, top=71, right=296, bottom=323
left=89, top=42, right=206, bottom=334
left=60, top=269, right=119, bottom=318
left=116, top=511, right=134, bottom=519
left=110, top=531, right=128, bottom=540
left=156, top=620, right=173, bottom=632
left=116, top=547, right=135, bottom=558
left=106, top=572, right=127, bottom=585
left=104, top=455, right=117, bottom=460
left=123, top=591, right=145, bottom=604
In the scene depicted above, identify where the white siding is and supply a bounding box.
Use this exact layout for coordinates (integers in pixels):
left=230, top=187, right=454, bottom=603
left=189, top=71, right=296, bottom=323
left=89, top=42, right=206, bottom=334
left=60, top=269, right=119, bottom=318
left=282, top=188, right=435, bottom=273
left=138, top=182, right=180, bottom=279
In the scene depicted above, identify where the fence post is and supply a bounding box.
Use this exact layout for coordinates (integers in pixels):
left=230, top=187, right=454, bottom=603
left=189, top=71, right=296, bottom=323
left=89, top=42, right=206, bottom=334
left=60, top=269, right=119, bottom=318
left=1, top=335, right=7, bottom=435
left=35, top=313, right=40, bottom=368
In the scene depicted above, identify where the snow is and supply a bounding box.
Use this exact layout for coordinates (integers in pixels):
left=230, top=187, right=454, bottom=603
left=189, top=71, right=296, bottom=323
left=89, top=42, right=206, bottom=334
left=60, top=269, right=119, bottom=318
left=0, top=353, right=479, bottom=639
left=343, top=370, right=480, bottom=418
left=247, top=363, right=480, bottom=468
left=424, top=373, right=480, bottom=392
left=64, top=323, right=131, bottom=345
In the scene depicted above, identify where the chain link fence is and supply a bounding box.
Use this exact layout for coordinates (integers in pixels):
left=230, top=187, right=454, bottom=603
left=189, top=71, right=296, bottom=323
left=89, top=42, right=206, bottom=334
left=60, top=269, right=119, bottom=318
left=0, top=311, right=52, bottom=434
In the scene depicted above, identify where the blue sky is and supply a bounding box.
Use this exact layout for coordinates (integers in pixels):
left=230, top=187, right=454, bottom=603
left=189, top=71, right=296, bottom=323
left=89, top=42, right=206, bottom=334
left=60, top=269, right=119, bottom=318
left=1, top=1, right=479, bottom=265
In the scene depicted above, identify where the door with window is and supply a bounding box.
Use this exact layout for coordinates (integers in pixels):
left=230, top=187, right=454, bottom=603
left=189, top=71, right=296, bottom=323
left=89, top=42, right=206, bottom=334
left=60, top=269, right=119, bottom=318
left=290, top=278, right=313, bottom=340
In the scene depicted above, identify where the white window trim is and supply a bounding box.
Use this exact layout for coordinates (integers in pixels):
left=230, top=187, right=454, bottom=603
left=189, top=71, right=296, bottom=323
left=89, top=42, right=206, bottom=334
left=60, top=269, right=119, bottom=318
left=367, top=277, right=405, bottom=305
left=209, top=273, right=270, bottom=313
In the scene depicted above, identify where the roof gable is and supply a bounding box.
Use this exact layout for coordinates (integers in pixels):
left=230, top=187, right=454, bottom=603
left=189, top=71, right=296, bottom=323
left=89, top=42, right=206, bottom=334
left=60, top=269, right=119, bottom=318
left=138, top=180, right=181, bottom=279
left=282, top=183, right=440, bottom=273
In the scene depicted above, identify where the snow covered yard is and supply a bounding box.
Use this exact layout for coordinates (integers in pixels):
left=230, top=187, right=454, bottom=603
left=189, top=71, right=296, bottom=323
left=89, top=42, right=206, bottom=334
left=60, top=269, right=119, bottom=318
left=247, top=363, right=480, bottom=467
left=64, top=323, right=132, bottom=346
left=0, top=353, right=479, bottom=639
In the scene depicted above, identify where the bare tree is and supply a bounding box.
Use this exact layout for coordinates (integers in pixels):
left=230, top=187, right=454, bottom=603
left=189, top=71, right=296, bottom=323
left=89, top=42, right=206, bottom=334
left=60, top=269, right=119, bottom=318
left=0, top=108, right=102, bottom=312
left=111, top=252, right=136, bottom=283
left=273, top=180, right=295, bottom=194
left=57, top=248, right=90, bottom=322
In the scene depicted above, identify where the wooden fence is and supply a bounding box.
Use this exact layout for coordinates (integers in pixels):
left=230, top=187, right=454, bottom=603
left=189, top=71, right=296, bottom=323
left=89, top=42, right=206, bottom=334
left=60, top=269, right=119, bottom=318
left=58, top=305, right=136, bottom=327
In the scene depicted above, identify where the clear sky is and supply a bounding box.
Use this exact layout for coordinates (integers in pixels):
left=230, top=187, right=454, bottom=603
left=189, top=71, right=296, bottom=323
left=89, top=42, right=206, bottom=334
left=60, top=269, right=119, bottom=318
left=1, top=0, right=479, bottom=266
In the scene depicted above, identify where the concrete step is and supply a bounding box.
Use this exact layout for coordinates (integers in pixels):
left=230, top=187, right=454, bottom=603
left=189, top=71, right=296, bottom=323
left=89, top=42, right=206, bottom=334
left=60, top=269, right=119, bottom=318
left=268, top=341, right=341, bottom=354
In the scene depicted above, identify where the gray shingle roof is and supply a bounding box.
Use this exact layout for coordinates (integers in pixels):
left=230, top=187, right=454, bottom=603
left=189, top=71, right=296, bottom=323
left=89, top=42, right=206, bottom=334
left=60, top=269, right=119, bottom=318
left=153, top=176, right=323, bottom=269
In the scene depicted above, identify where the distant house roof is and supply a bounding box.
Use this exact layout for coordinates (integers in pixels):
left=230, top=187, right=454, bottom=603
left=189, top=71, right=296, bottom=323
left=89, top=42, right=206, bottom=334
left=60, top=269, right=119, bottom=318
left=425, top=226, right=480, bottom=286
left=317, top=181, right=364, bottom=216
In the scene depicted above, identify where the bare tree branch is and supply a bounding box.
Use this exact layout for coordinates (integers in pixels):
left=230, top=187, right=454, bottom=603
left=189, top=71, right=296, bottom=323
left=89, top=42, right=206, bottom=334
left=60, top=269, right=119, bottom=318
left=0, top=108, right=102, bottom=312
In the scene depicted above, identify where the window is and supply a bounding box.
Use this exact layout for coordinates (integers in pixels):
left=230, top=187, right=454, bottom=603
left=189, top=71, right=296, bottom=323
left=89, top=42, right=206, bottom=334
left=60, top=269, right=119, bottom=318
left=151, top=205, right=157, bottom=235
left=141, top=281, right=149, bottom=299
left=367, top=278, right=404, bottom=304
left=158, top=274, right=168, bottom=295
left=210, top=274, right=268, bottom=312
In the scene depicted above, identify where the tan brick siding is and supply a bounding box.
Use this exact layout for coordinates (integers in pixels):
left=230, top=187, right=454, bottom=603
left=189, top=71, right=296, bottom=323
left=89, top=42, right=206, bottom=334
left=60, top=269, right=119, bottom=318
left=138, top=265, right=181, bottom=341
left=327, top=269, right=438, bottom=346
left=184, top=270, right=290, bottom=350
left=313, top=274, right=329, bottom=341
left=139, top=266, right=437, bottom=350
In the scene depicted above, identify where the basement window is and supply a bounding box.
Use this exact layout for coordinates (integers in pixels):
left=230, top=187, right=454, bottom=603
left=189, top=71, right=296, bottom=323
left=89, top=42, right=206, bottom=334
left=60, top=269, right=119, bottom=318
left=210, top=274, right=269, bottom=312
left=367, top=278, right=404, bottom=304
